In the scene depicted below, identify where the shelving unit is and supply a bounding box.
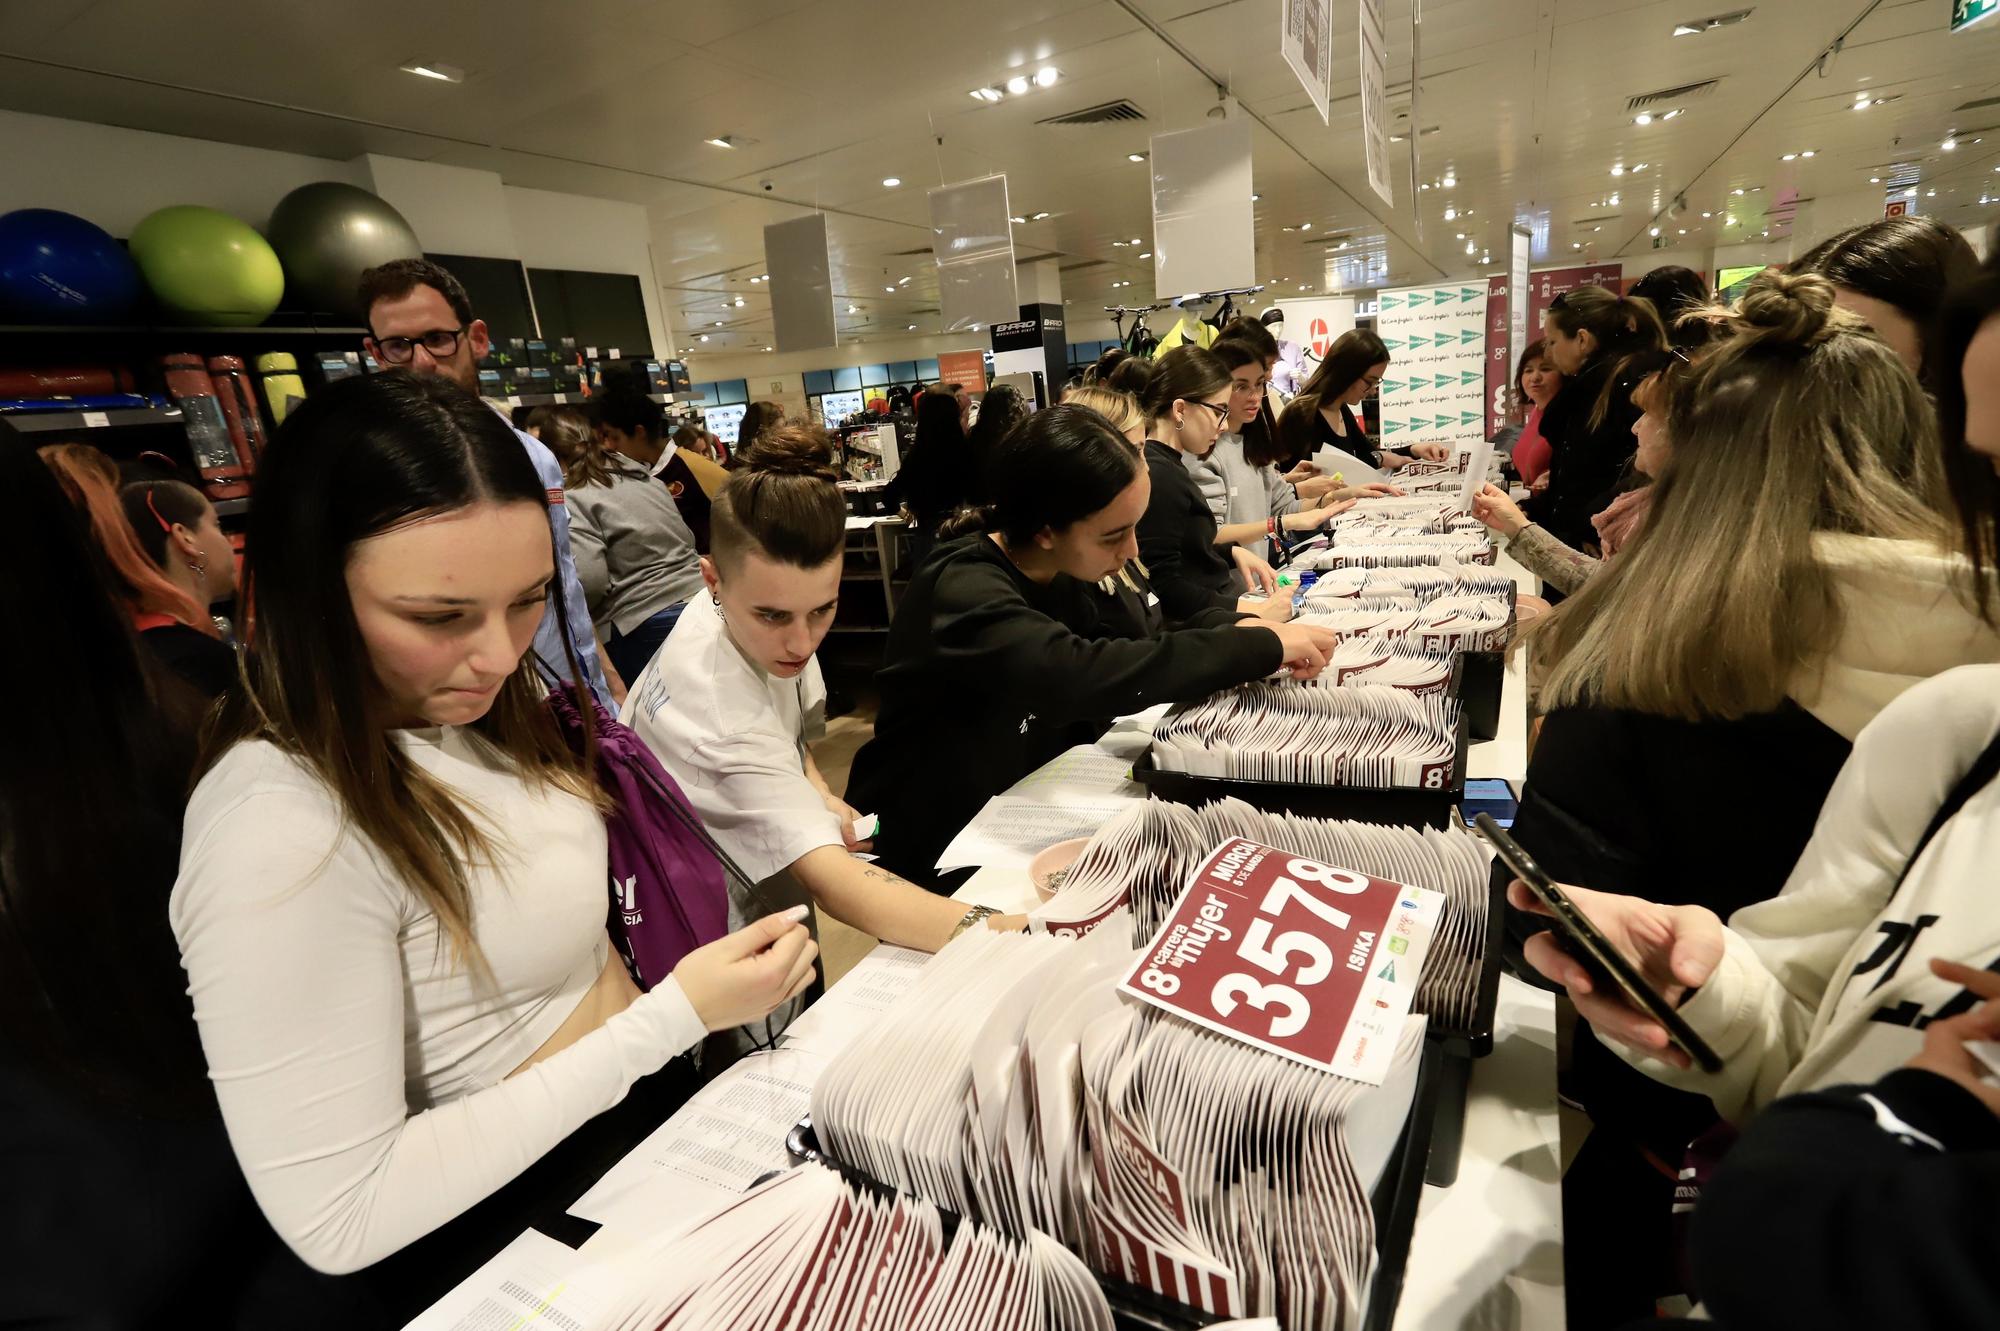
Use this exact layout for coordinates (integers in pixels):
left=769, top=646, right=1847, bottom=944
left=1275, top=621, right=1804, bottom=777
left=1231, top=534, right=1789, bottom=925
left=481, top=390, right=704, bottom=409
left=3, top=404, right=184, bottom=433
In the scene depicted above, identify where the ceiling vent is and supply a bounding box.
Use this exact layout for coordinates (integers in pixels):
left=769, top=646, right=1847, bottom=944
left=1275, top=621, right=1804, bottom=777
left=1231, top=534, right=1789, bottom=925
left=1955, top=94, right=2000, bottom=114
left=1572, top=213, right=1622, bottom=226
left=1627, top=79, right=1720, bottom=114
left=1038, top=99, right=1146, bottom=126
left=888, top=246, right=934, bottom=257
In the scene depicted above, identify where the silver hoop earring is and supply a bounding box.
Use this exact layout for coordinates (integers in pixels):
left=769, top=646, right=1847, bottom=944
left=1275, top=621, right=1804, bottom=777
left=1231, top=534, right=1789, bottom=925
left=1174, top=416, right=1185, bottom=428
left=188, top=555, right=207, bottom=579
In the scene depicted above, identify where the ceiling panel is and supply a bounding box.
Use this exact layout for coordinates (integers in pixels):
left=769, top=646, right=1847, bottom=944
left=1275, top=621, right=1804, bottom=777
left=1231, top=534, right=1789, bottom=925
left=0, top=0, right=1994, bottom=355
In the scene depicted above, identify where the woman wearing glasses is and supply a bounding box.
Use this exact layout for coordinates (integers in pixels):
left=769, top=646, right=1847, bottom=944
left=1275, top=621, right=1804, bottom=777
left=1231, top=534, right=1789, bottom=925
left=1274, top=328, right=1450, bottom=475
left=1134, top=347, right=1290, bottom=623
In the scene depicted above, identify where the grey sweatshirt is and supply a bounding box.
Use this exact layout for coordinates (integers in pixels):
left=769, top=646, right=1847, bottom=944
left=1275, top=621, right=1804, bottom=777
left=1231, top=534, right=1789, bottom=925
left=565, top=452, right=706, bottom=637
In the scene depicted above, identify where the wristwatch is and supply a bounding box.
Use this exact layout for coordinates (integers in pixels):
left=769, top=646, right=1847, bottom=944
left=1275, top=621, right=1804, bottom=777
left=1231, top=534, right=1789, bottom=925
left=949, top=904, right=999, bottom=941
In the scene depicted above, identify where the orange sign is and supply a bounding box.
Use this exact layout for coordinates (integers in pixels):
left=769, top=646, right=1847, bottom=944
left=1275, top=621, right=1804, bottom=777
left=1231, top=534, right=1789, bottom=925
left=1885, top=199, right=1909, bottom=218
left=936, top=349, right=988, bottom=393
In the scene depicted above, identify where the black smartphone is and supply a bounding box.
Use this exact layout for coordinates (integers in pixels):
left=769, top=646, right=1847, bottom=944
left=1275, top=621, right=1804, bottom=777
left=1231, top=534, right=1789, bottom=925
left=1476, top=813, right=1722, bottom=1073
left=1459, top=777, right=1519, bottom=831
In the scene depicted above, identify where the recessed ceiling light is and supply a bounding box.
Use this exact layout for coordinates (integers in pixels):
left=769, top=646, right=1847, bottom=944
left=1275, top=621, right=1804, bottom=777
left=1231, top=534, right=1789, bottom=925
left=845, top=304, right=858, bottom=313
left=1634, top=112, right=1654, bottom=125
left=1337, top=240, right=1349, bottom=249
left=1281, top=225, right=1296, bottom=233
left=1035, top=66, right=1060, bottom=88
left=1700, top=211, right=1712, bottom=218
left=1299, top=222, right=1312, bottom=231
left=882, top=176, right=901, bottom=187
left=400, top=61, right=465, bottom=83
left=1649, top=226, right=1661, bottom=236
left=969, top=86, right=1003, bottom=103
left=733, top=297, right=745, bottom=306
left=1611, top=165, right=1626, bottom=176
left=1112, top=240, right=1126, bottom=247
left=1942, top=134, right=1959, bottom=151
left=764, top=345, right=773, bottom=351
left=1906, top=186, right=1918, bottom=197
left=1031, top=211, right=1051, bottom=221
left=1443, top=206, right=1457, bottom=221
left=1726, top=214, right=1737, bottom=224
left=1927, top=188, right=1937, bottom=197
left=1010, top=215, right=1026, bottom=224
left=1128, top=153, right=1146, bottom=162
left=885, top=286, right=896, bottom=293
left=907, top=323, right=917, bottom=330
left=1672, top=9, right=1753, bottom=38
left=1633, top=162, right=1649, bottom=171
left=1130, top=237, right=1142, bottom=245
left=1138, top=251, right=1151, bottom=258
left=898, top=276, right=911, bottom=286
left=713, top=321, right=724, bottom=327
left=1251, top=193, right=1261, bottom=201
left=1006, top=75, right=1031, bottom=96
left=1593, top=225, right=1603, bottom=232
left=1677, top=228, right=1687, bottom=235
left=1732, top=187, right=1746, bottom=195
left=704, top=136, right=739, bottom=149
left=1801, top=149, right=1816, bottom=158
left=1661, top=109, right=1683, bottom=120
left=698, top=334, right=709, bottom=342
left=1442, top=173, right=1457, bottom=188
left=1571, top=241, right=1583, bottom=250
left=1464, top=240, right=1476, bottom=255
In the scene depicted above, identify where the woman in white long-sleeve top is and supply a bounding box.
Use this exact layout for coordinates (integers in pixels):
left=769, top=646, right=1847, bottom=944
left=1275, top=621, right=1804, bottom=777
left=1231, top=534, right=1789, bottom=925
left=169, top=371, right=814, bottom=1299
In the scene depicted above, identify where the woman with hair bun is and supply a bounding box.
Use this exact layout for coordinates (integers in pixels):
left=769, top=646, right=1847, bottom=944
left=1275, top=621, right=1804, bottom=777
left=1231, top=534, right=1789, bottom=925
left=846, top=404, right=1337, bottom=883
left=622, top=424, right=1026, bottom=964
left=1504, top=269, right=2000, bottom=1324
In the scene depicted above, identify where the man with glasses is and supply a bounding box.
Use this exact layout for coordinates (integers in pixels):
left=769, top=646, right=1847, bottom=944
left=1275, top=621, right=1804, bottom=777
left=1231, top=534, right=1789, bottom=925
left=358, top=258, right=616, bottom=707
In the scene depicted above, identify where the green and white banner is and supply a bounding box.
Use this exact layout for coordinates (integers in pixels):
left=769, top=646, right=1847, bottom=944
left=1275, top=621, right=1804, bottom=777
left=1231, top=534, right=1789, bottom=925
left=1373, top=282, right=1490, bottom=449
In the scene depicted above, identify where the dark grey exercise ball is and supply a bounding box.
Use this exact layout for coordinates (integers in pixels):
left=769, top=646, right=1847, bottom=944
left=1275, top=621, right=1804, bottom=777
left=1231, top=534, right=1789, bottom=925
left=266, top=182, right=422, bottom=321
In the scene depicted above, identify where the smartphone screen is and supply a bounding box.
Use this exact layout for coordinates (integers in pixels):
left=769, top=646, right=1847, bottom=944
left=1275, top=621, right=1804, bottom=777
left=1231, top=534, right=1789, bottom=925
left=1459, top=777, right=1518, bottom=830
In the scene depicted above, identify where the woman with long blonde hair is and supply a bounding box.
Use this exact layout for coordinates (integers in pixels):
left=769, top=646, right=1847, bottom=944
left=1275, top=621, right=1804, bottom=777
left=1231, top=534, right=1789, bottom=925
left=1509, top=270, right=2000, bottom=1324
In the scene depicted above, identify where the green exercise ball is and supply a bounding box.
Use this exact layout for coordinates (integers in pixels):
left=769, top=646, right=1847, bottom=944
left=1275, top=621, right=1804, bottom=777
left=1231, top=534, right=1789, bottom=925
left=128, top=205, right=285, bottom=326
left=266, top=181, right=422, bottom=321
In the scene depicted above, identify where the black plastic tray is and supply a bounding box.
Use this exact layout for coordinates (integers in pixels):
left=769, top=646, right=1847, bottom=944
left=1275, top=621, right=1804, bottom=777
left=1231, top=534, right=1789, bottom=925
left=784, top=1036, right=1456, bottom=1331
left=1451, top=650, right=1505, bottom=743
left=1132, top=714, right=1471, bottom=830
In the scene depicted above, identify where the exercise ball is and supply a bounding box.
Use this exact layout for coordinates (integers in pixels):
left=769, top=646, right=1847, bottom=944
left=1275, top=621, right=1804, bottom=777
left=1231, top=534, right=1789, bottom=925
left=266, top=181, right=421, bottom=321
left=128, top=205, right=285, bottom=327
left=0, top=208, right=143, bottom=324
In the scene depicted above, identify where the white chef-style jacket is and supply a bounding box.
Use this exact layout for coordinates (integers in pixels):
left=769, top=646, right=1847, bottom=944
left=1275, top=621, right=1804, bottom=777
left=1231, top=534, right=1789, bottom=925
left=620, top=591, right=843, bottom=893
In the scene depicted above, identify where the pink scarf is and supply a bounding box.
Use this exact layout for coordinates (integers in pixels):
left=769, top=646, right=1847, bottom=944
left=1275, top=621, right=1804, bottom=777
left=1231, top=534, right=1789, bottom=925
left=1591, top=485, right=1652, bottom=557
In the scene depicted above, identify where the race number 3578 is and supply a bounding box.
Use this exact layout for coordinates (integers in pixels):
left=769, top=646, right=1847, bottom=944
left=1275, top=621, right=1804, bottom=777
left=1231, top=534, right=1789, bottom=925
left=1119, top=838, right=1428, bottom=1074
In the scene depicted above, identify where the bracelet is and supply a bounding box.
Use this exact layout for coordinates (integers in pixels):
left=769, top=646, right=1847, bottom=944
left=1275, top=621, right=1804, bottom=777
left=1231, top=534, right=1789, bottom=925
left=949, top=904, right=999, bottom=941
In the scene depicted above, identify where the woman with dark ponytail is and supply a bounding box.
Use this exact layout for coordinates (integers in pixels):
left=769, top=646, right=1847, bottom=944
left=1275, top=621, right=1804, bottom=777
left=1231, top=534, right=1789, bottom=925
left=846, top=405, right=1336, bottom=883
left=1536, top=285, right=1669, bottom=553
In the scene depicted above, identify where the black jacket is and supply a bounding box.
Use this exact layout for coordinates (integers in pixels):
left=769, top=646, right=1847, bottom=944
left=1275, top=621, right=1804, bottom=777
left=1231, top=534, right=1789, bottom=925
left=847, top=534, right=1281, bottom=883
left=140, top=623, right=238, bottom=702
left=1536, top=357, right=1642, bottom=551
left=1135, top=440, right=1243, bottom=624
left=1506, top=699, right=1853, bottom=1154
left=1695, top=1069, right=2000, bottom=1329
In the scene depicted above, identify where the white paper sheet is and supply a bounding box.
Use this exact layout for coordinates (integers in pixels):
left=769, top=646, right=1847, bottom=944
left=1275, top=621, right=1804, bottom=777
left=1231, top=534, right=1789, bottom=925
left=568, top=947, right=933, bottom=1235
left=934, top=794, right=1144, bottom=873
left=1457, top=438, right=1495, bottom=513
left=403, top=1228, right=611, bottom=1331
left=1001, top=744, right=1143, bottom=801
left=1309, top=444, right=1388, bottom=485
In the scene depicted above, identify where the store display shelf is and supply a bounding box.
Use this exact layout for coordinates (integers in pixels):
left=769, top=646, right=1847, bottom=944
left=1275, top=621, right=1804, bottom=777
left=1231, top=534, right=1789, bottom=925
left=1, top=404, right=184, bottom=433
left=0, top=322, right=368, bottom=338
left=481, top=390, right=698, bottom=408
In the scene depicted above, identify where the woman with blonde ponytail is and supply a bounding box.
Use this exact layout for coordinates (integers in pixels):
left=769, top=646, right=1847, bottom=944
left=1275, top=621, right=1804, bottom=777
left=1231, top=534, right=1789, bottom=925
left=1505, top=270, right=2000, bottom=1324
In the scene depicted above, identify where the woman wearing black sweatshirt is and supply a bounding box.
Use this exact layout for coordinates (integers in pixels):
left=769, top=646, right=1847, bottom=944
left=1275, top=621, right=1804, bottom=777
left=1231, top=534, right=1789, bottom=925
left=847, top=405, right=1336, bottom=883
left=1131, top=346, right=1291, bottom=625
left=1534, top=286, right=1667, bottom=553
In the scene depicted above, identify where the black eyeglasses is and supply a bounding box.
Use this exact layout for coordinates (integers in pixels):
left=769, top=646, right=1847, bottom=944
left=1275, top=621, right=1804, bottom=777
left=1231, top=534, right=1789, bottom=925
left=1187, top=400, right=1230, bottom=422
left=370, top=326, right=467, bottom=364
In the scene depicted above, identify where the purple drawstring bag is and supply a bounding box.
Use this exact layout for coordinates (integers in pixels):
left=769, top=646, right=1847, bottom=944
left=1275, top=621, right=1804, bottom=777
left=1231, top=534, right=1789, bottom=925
left=543, top=681, right=731, bottom=991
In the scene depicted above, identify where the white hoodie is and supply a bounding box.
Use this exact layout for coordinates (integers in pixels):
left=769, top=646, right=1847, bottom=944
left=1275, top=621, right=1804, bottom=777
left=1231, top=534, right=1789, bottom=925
left=1618, top=663, right=2000, bottom=1121
left=1790, top=535, right=2000, bottom=739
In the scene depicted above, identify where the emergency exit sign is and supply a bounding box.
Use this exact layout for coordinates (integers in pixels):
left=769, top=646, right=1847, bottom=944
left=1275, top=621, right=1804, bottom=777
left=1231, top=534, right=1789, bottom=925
left=1954, top=0, right=1998, bottom=33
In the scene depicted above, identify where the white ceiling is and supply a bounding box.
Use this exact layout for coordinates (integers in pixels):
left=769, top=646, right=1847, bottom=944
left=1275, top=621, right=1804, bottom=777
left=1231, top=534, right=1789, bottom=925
left=0, top=0, right=1995, bottom=353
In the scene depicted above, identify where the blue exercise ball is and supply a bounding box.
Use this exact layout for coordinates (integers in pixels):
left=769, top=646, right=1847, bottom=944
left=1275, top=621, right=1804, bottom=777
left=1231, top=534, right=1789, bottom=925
left=266, top=182, right=422, bottom=321
left=0, top=208, right=143, bottom=324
